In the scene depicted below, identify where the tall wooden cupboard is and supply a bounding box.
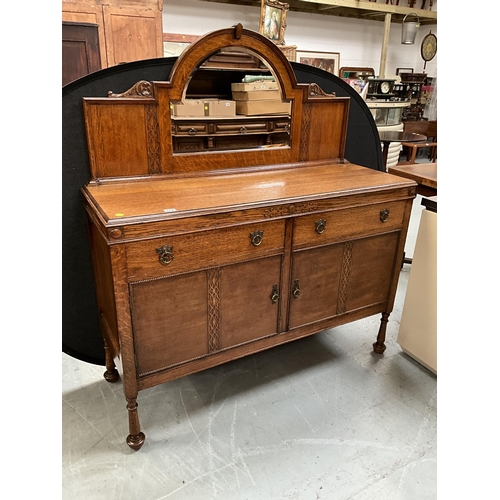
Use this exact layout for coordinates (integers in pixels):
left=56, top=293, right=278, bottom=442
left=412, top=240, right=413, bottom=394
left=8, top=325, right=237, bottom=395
left=80, top=25, right=417, bottom=450
left=62, top=0, right=163, bottom=70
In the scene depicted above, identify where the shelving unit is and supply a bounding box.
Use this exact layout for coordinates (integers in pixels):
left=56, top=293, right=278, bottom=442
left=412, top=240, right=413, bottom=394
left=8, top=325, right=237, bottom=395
left=198, top=0, right=437, bottom=26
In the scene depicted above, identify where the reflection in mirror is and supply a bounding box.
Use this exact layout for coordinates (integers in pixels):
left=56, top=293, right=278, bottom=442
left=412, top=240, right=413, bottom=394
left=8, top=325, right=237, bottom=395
left=170, top=48, right=292, bottom=154
left=163, top=41, right=190, bottom=57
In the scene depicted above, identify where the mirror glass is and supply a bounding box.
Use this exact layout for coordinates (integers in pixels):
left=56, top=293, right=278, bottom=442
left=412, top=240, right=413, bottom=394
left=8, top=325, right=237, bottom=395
left=170, top=48, right=292, bottom=154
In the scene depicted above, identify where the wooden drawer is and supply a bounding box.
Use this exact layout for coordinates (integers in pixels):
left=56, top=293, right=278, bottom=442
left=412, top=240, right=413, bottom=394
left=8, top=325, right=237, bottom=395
left=172, top=122, right=209, bottom=136
left=214, top=120, right=268, bottom=135
left=125, top=220, right=286, bottom=281
left=173, top=137, right=205, bottom=152
left=292, top=200, right=406, bottom=248
left=272, top=119, right=290, bottom=133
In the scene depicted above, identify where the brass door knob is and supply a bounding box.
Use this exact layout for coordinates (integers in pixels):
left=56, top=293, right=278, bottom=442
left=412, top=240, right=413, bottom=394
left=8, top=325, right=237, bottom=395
left=380, top=209, right=390, bottom=222
left=315, top=219, right=327, bottom=234
left=250, top=230, right=264, bottom=246
left=156, top=245, right=174, bottom=265
left=270, top=284, right=279, bottom=304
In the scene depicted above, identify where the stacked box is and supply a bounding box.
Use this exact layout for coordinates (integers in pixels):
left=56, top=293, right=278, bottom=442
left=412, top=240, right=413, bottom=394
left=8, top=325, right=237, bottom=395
left=235, top=101, right=291, bottom=116
left=171, top=100, right=205, bottom=117
left=231, top=81, right=279, bottom=92
left=203, top=99, right=236, bottom=117
left=231, top=90, right=281, bottom=101
left=231, top=81, right=289, bottom=116
left=171, top=99, right=236, bottom=117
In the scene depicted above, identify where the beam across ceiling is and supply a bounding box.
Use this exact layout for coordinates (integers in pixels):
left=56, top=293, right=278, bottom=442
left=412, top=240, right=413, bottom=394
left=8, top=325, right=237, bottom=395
left=195, top=0, right=437, bottom=26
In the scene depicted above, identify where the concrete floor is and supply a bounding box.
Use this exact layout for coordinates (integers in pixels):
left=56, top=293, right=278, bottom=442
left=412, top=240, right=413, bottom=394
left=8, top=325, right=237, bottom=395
left=62, top=194, right=436, bottom=500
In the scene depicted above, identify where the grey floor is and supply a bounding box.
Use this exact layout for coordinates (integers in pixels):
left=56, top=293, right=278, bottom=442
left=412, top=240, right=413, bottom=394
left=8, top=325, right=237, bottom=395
left=62, top=188, right=436, bottom=500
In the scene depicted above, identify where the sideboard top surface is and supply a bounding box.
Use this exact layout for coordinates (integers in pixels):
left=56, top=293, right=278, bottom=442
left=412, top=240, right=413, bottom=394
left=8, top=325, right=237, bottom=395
left=83, top=162, right=415, bottom=223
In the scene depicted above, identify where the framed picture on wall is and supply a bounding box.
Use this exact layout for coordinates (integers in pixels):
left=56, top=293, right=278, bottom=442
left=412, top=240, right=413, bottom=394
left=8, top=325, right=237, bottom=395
left=259, top=0, right=289, bottom=46
left=295, top=51, right=340, bottom=77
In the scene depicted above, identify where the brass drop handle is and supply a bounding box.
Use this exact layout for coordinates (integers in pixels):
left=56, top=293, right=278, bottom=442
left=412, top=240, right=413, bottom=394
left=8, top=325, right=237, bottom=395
left=380, top=208, right=390, bottom=223
left=292, top=279, right=300, bottom=299
left=240, top=126, right=248, bottom=134
left=270, top=284, right=279, bottom=304
left=315, top=219, right=327, bottom=234
left=284, top=124, right=290, bottom=133
left=250, top=230, right=264, bottom=247
left=188, top=128, right=197, bottom=135
left=156, top=245, right=174, bottom=265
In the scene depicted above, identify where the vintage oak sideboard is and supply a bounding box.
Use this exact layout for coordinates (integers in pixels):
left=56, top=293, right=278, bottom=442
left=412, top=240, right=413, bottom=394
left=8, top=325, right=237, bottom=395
left=81, top=25, right=416, bottom=450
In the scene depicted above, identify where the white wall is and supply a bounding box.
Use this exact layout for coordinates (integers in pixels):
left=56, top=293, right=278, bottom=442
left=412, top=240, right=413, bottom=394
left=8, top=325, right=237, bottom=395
left=162, top=0, right=437, bottom=78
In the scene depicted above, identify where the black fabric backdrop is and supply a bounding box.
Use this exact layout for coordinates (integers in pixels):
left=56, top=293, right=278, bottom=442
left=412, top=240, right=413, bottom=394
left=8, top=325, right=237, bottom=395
left=62, top=57, right=383, bottom=366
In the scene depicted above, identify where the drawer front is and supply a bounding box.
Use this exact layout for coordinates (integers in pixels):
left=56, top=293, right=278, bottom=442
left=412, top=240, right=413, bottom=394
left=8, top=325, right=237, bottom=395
left=215, top=120, right=268, bottom=134
left=173, top=137, right=205, bottom=152
left=125, top=220, right=285, bottom=281
left=272, top=119, right=291, bottom=133
left=172, top=122, right=209, bottom=135
left=292, top=201, right=406, bottom=248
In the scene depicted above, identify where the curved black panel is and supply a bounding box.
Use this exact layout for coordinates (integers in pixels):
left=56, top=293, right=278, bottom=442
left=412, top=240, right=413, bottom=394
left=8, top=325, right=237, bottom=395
left=290, top=62, right=382, bottom=171
left=62, top=57, right=382, bottom=366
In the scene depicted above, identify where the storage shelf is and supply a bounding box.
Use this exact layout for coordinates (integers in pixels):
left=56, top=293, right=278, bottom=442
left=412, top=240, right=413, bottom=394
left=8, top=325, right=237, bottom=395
left=197, top=0, right=437, bottom=26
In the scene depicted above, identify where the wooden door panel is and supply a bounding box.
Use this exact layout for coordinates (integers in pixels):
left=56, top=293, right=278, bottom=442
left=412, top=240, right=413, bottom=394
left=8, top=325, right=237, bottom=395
left=103, top=6, right=163, bottom=66
left=288, top=244, right=344, bottom=329
left=62, top=22, right=101, bottom=85
left=219, top=256, right=282, bottom=348
left=62, top=3, right=107, bottom=67
left=346, top=232, right=400, bottom=311
left=130, top=271, right=208, bottom=376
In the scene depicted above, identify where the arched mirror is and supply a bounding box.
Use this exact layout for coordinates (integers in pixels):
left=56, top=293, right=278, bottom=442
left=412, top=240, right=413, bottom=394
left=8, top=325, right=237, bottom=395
left=170, top=47, right=292, bottom=154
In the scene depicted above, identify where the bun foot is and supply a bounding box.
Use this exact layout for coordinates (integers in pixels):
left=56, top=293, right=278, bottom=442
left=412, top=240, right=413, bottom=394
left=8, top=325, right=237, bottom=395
left=103, top=368, right=119, bottom=383
left=126, top=432, right=145, bottom=451
left=373, top=341, right=386, bottom=354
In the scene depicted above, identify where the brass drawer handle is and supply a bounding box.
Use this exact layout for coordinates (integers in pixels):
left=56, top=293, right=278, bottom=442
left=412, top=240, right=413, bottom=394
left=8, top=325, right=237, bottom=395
left=240, top=126, right=248, bottom=134
left=270, top=284, right=279, bottom=304
left=292, top=279, right=300, bottom=299
left=156, top=245, right=174, bottom=265
left=315, top=219, right=327, bottom=234
left=284, top=124, right=290, bottom=133
left=188, top=128, right=197, bottom=136
left=250, top=230, right=264, bottom=246
left=380, top=209, right=390, bottom=223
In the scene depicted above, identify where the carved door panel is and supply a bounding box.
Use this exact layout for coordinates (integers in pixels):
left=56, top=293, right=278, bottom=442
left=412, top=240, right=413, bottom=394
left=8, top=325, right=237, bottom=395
left=62, top=22, right=102, bottom=86
left=288, top=244, right=344, bottom=329
left=288, top=231, right=400, bottom=329
left=219, top=256, right=282, bottom=349
left=343, top=232, right=400, bottom=311
left=130, top=270, right=208, bottom=376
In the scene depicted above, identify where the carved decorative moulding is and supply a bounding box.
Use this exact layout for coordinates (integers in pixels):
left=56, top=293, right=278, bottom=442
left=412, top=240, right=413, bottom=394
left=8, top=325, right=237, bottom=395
left=108, top=80, right=153, bottom=98
left=263, top=203, right=319, bottom=218
left=308, top=83, right=335, bottom=98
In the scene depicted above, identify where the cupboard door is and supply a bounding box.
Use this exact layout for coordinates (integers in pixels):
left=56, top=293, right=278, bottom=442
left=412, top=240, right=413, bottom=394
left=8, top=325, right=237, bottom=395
left=288, top=244, right=344, bottom=329
left=130, top=271, right=208, bottom=376
left=344, top=232, right=400, bottom=311
left=219, top=256, right=282, bottom=349
left=62, top=22, right=102, bottom=86
left=288, top=231, right=400, bottom=329
left=103, top=6, right=163, bottom=66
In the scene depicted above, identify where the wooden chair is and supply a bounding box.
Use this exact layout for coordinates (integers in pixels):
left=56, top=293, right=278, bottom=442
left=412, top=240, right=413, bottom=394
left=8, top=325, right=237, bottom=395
left=400, top=120, right=437, bottom=164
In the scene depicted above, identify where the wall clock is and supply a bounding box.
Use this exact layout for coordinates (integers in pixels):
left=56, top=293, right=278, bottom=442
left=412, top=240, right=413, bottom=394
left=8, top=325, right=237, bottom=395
left=421, top=32, right=437, bottom=70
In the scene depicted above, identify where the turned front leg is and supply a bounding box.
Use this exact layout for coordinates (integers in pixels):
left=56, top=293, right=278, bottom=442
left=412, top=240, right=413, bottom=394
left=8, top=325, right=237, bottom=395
left=102, top=338, right=119, bottom=383
left=373, top=312, right=389, bottom=354
left=126, top=397, right=146, bottom=450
